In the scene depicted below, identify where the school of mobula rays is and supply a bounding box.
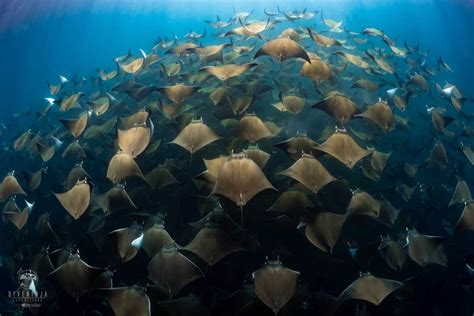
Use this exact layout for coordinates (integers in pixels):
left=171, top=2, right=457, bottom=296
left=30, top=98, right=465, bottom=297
left=0, top=6, right=473, bottom=316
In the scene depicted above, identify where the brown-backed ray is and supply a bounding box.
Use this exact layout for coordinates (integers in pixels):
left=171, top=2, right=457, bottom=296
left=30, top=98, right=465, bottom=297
left=351, top=79, right=384, bottom=93
left=275, top=132, right=319, bottom=160
left=117, top=121, right=152, bottom=157
left=98, top=68, right=117, bottom=81
left=156, top=84, right=201, bottom=104
left=254, top=37, right=311, bottom=63
left=225, top=20, right=270, bottom=37
left=209, top=87, right=230, bottom=106
left=60, top=137, right=81, bottom=156
left=161, top=61, right=182, bottom=77
left=347, top=190, right=381, bottom=218
left=183, top=222, right=245, bottom=266
left=142, top=222, right=175, bottom=258
left=60, top=111, right=90, bottom=138
left=300, top=56, right=332, bottom=81
left=305, top=211, right=347, bottom=253
left=356, top=101, right=394, bottom=132
left=89, top=96, right=110, bottom=116
left=63, top=162, right=92, bottom=190
left=187, top=43, right=230, bottom=62
left=337, top=273, right=403, bottom=305
left=426, top=140, right=448, bottom=169
left=119, top=57, right=144, bottom=74
left=147, top=244, right=204, bottom=299
left=95, top=184, right=137, bottom=215
left=431, top=110, right=455, bottom=137
left=23, top=167, right=47, bottom=191
left=59, top=92, right=85, bottom=112
left=196, top=156, right=228, bottom=186
left=279, top=154, right=335, bottom=194
left=334, top=51, right=370, bottom=69
left=372, top=198, right=400, bottom=227
left=276, top=92, right=305, bottom=114
left=392, top=90, right=410, bottom=112
left=121, top=110, right=150, bottom=129
left=170, top=118, right=220, bottom=155
left=405, top=228, right=447, bottom=267
left=108, top=222, right=143, bottom=262
left=243, top=143, right=270, bottom=169
left=3, top=199, right=30, bottom=230
left=166, top=42, right=199, bottom=55
left=53, top=179, right=90, bottom=220
left=448, top=178, right=472, bottom=207
left=312, top=95, right=359, bottom=124
left=454, top=202, right=474, bottom=231
left=106, top=152, right=144, bottom=184
left=397, top=183, right=416, bottom=202
left=252, top=258, right=299, bottom=315
left=366, top=50, right=395, bottom=74
left=97, top=286, right=151, bottom=316
left=408, top=73, right=429, bottom=93
left=48, top=252, right=106, bottom=301
left=227, top=95, right=253, bottom=115
left=371, top=151, right=391, bottom=173
left=235, top=113, right=273, bottom=142
left=145, top=165, right=179, bottom=191
left=199, top=63, right=257, bottom=81
left=211, top=152, right=276, bottom=225
left=0, top=171, right=27, bottom=202
left=158, top=100, right=189, bottom=120
left=307, top=27, right=342, bottom=47
left=378, top=235, right=407, bottom=272
left=13, top=130, right=33, bottom=151
left=37, top=142, right=56, bottom=162
left=267, top=190, right=310, bottom=216
left=315, top=129, right=372, bottom=169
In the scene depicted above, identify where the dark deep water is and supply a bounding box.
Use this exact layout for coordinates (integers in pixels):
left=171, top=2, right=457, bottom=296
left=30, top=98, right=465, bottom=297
left=0, top=1, right=473, bottom=316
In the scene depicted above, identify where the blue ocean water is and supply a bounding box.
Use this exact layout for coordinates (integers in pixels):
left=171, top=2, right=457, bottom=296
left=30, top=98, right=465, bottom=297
left=0, top=0, right=473, bottom=120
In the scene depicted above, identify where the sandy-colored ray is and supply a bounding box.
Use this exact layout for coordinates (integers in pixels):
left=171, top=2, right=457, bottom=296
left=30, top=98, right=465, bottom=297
left=199, top=63, right=257, bottom=81
left=53, top=179, right=90, bottom=220
left=0, top=172, right=26, bottom=202
left=253, top=259, right=300, bottom=315
left=279, top=154, right=335, bottom=193
left=315, top=130, right=372, bottom=168
left=448, top=178, right=472, bottom=207
left=235, top=113, right=273, bottom=142
left=356, top=101, right=394, bottom=131
left=254, top=37, right=310, bottom=63
left=106, top=152, right=144, bottom=184
left=338, top=273, right=403, bottom=305
left=60, top=112, right=89, bottom=138
left=156, top=84, right=200, bottom=104
left=378, top=236, right=407, bottom=271
left=212, top=153, right=276, bottom=207
left=48, top=253, right=106, bottom=300
left=147, top=244, right=204, bottom=299
left=312, top=95, right=359, bottom=123
left=183, top=224, right=245, bottom=266
left=170, top=118, right=220, bottom=154
left=305, top=211, right=347, bottom=253
left=117, top=123, right=152, bottom=157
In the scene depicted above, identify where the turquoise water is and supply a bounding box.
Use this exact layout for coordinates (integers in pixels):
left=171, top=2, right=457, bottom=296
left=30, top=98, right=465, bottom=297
left=0, top=0, right=472, bottom=119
